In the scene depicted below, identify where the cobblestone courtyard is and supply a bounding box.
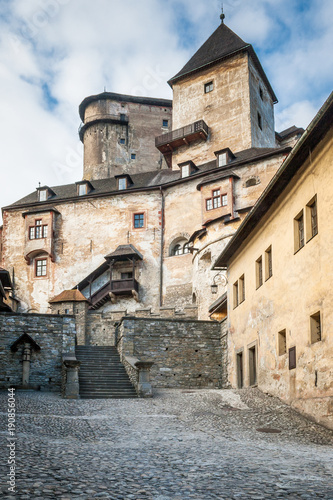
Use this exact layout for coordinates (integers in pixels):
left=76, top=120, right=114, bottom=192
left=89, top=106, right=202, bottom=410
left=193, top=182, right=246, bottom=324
left=1, top=388, right=333, bottom=499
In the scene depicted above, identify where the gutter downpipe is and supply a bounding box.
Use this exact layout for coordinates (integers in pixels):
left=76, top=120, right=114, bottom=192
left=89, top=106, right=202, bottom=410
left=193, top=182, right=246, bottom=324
left=159, top=186, right=165, bottom=308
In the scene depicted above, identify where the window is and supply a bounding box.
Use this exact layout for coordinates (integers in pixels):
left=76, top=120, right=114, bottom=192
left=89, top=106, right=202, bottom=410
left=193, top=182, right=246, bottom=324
left=278, top=329, right=287, bottom=355
left=181, top=164, right=190, bottom=178
left=183, top=243, right=190, bottom=254
left=65, top=309, right=69, bottom=315
left=118, top=177, right=127, bottom=190
left=248, top=345, right=257, bottom=386
left=120, top=113, right=126, bottom=121
left=170, top=239, right=189, bottom=256
left=35, top=258, right=47, bottom=277
left=239, top=275, right=245, bottom=303
left=310, top=312, right=321, bottom=344
left=119, top=138, right=126, bottom=145
left=78, top=184, right=87, bottom=196
left=265, top=246, right=272, bottom=280
left=245, top=178, right=257, bottom=188
left=236, top=351, right=243, bottom=388
left=256, top=256, right=263, bottom=289
left=257, top=112, right=262, bottom=130
left=294, top=210, right=304, bottom=252
left=204, top=81, right=214, bottom=93
left=39, top=189, right=47, bottom=202
left=29, top=220, right=48, bottom=240
left=131, top=153, right=136, bottom=160
left=289, top=346, right=296, bottom=370
left=218, top=152, right=227, bottom=167
left=162, top=119, right=169, bottom=128
left=259, top=86, right=263, bottom=100
left=206, top=189, right=227, bottom=211
left=134, top=213, right=145, bottom=229
left=172, top=244, right=182, bottom=256
left=233, top=281, right=239, bottom=309
left=306, top=196, right=318, bottom=241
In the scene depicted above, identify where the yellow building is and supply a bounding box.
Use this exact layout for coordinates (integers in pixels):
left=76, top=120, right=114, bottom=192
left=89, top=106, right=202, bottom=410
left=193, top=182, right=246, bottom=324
left=214, top=92, right=333, bottom=429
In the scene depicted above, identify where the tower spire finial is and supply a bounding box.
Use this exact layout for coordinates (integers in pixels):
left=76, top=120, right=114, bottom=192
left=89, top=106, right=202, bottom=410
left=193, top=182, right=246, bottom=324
left=220, top=3, right=225, bottom=24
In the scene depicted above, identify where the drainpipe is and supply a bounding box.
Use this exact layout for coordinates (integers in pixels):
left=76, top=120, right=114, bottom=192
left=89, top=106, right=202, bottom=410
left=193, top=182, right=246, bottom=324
left=159, top=186, right=165, bottom=307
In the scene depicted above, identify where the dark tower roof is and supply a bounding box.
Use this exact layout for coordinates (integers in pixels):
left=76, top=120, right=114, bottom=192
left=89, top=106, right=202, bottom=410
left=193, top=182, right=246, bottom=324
left=168, top=23, right=277, bottom=103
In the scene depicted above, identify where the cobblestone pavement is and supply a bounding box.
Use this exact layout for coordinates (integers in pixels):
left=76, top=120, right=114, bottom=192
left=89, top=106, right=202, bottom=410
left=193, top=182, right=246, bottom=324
left=1, top=388, right=333, bottom=499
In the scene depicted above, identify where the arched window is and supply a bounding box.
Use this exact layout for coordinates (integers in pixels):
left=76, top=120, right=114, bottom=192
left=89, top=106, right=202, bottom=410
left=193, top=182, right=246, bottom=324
left=183, top=243, right=190, bottom=254
left=172, top=244, right=183, bottom=256
left=245, top=177, right=258, bottom=188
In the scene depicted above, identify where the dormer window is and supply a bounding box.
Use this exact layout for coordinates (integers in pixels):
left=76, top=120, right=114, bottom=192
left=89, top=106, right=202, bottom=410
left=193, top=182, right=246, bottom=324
left=204, top=81, right=214, bottom=93
left=118, top=177, right=127, bottom=190
left=37, top=186, right=55, bottom=202
left=178, top=161, right=198, bottom=178
left=215, top=148, right=235, bottom=168
left=76, top=180, right=93, bottom=196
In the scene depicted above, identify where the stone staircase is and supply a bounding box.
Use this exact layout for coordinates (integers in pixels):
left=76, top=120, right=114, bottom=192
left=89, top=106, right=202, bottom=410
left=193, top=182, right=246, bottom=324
left=75, top=346, right=138, bottom=399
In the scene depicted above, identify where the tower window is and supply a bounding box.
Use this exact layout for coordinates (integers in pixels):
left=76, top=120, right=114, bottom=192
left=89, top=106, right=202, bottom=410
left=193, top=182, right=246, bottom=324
left=162, top=120, right=169, bottom=128
left=120, top=114, right=126, bottom=121
left=35, top=258, right=47, bottom=277
left=119, top=138, right=126, bottom=145
left=257, top=112, right=262, bottom=130
left=133, top=213, right=145, bottom=229
left=259, top=86, right=263, bottom=100
left=204, top=81, right=214, bottom=93
left=131, top=153, right=136, bottom=160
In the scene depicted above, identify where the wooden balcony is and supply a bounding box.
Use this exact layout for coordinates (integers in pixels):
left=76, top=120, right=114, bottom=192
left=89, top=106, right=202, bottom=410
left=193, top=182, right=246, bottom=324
left=155, top=120, right=209, bottom=153
left=89, top=279, right=139, bottom=310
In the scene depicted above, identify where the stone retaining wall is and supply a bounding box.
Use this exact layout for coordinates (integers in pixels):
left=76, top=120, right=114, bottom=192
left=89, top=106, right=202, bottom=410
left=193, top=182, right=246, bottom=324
left=0, top=312, right=76, bottom=391
left=117, top=317, right=222, bottom=388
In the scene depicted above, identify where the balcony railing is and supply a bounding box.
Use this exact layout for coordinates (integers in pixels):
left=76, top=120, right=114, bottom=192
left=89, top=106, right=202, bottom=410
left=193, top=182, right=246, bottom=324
left=89, top=279, right=139, bottom=309
left=155, top=120, right=209, bottom=153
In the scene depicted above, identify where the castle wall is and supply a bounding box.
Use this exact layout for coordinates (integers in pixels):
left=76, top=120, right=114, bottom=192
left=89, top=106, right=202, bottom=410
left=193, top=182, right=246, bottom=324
left=0, top=312, right=76, bottom=391
left=117, top=317, right=222, bottom=388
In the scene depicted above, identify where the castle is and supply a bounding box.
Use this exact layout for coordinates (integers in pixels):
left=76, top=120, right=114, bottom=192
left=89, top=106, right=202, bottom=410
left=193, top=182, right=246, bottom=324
left=1, top=17, right=332, bottom=428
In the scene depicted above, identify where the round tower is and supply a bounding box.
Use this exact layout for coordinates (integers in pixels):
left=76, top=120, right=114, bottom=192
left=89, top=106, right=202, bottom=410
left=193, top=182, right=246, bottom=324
left=78, top=92, right=172, bottom=181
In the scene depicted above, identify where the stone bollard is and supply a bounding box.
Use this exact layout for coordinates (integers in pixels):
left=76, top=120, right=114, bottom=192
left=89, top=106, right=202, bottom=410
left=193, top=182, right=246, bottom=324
left=63, top=357, right=81, bottom=399
left=22, top=342, right=32, bottom=387
left=135, top=361, right=154, bottom=398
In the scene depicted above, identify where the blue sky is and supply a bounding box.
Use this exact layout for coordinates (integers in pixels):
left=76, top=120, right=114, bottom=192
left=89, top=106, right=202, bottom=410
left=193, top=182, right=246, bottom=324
left=0, top=0, right=332, bottom=221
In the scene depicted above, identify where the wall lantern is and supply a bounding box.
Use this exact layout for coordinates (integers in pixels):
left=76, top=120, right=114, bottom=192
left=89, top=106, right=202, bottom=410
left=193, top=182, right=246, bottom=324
left=211, top=271, right=228, bottom=294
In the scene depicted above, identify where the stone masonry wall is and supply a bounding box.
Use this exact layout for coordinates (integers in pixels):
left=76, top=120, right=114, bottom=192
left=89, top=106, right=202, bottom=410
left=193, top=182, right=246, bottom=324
left=220, top=318, right=229, bottom=388
left=0, top=312, right=76, bottom=391
left=117, top=317, right=222, bottom=388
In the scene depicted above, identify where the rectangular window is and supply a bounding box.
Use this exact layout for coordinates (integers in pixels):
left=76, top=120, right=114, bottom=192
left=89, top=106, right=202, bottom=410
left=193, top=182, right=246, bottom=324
left=213, top=190, right=221, bottom=208
left=118, top=178, right=127, bottom=190
left=310, top=312, right=321, bottom=343
left=294, top=210, right=304, bottom=252
left=218, top=153, right=227, bottom=167
left=248, top=345, right=257, bottom=386
left=222, top=194, right=227, bottom=206
left=239, top=275, right=245, bottom=303
left=134, top=213, right=145, bottom=229
left=39, top=190, right=47, bottom=202
left=265, top=246, right=272, bottom=280
left=256, top=256, right=263, bottom=289
left=162, top=119, right=169, bottom=127
left=233, top=281, right=239, bottom=309
left=29, top=227, right=35, bottom=239
left=29, top=220, right=48, bottom=240
left=289, top=346, right=296, bottom=370
left=206, top=199, right=213, bottom=211
left=236, top=351, right=243, bottom=388
left=204, top=81, right=214, bottom=93
left=119, top=138, right=126, bottom=145
left=120, top=113, right=126, bottom=121
left=131, top=153, right=136, bottom=160
left=306, top=196, right=318, bottom=241
left=121, top=272, right=133, bottom=280
left=259, top=86, right=263, bottom=100
left=35, top=258, right=47, bottom=277
left=42, top=225, right=48, bottom=238
left=278, top=329, right=287, bottom=355
left=181, top=164, right=190, bottom=178
left=78, top=184, right=87, bottom=196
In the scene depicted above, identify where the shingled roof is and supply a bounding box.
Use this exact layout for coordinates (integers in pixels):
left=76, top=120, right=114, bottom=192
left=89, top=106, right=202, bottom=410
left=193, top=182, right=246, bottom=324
left=168, top=23, right=277, bottom=103
left=49, top=289, right=88, bottom=303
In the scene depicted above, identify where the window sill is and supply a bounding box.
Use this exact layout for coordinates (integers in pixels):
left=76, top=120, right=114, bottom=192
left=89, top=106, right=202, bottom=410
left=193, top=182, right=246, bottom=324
left=256, top=284, right=263, bottom=290
left=294, top=245, right=304, bottom=255
left=265, top=275, right=272, bottom=283
left=306, top=232, right=318, bottom=244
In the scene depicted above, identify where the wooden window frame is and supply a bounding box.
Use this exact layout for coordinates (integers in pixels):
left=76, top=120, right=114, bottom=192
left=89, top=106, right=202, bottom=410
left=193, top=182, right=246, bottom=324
left=233, top=281, right=239, bottom=309
left=118, top=177, right=128, bottom=190
left=204, top=81, right=214, bottom=94
left=239, top=275, right=245, bottom=303
left=29, top=219, right=48, bottom=240
left=294, top=210, right=304, bottom=253
left=306, top=195, right=318, bottom=242
left=256, top=256, right=263, bottom=289
left=35, top=258, right=47, bottom=278
left=265, top=246, right=272, bottom=281
left=205, top=189, right=227, bottom=211
left=133, top=212, right=145, bottom=229
left=38, top=189, right=48, bottom=202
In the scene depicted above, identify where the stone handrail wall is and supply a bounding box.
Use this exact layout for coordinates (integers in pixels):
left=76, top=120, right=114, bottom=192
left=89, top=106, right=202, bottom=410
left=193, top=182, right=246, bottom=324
left=220, top=317, right=230, bottom=388
left=121, top=355, right=139, bottom=393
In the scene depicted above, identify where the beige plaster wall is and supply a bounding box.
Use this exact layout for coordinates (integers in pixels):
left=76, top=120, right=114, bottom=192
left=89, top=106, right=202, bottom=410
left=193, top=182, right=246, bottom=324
left=226, top=128, right=333, bottom=429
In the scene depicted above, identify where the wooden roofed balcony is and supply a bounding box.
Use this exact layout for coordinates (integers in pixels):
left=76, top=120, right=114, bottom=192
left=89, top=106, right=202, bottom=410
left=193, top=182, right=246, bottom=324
left=155, top=119, right=209, bottom=153
left=89, top=279, right=139, bottom=310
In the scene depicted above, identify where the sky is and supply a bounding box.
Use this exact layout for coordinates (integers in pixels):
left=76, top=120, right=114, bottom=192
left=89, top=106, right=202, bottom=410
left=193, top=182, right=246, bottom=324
left=0, top=0, right=332, bottom=222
